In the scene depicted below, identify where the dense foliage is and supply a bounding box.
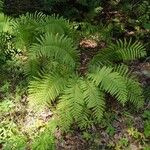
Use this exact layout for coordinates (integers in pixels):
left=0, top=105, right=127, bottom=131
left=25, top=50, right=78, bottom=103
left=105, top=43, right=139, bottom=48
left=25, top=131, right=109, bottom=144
left=0, top=0, right=150, bottom=149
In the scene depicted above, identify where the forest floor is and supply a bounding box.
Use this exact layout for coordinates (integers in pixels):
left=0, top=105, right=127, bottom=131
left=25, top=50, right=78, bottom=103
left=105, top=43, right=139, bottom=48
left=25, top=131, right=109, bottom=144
left=1, top=41, right=150, bottom=150
left=1, top=4, right=150, bottom=149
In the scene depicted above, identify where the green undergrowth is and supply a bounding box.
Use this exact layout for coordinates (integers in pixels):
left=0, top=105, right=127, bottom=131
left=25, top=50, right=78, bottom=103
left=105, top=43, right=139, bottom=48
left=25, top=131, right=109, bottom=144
left=0, top=0, right=150, bottom=149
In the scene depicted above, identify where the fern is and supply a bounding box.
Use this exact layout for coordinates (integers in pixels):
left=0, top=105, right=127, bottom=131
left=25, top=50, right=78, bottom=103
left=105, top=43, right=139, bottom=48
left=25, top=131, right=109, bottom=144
left=25, top=12, right=146, bottom=132
left=80, top=79, right=105, bottom=122
left=126, top=78, right=144, bottom=108
left=28, top=72, right=68, bottom=109
left=90, top=39, right=146, bottom=68
left=88, top=66, right=128, bottom=105
left=12, top=12, right=72, bottom=50
left=61, top=78, right=84, bottom=121
left=0, top=13, right=12, bottom=33
left=57, top=77, right=105, bottom=130
left=115, top=39, right=146, bottom=60
left=25, top=33, right=78, bottom=77
left=12, top=12, right=45, bottom=50
left=37, top=14, right=72, bottom=36
left=28, top=33, right=78, bottom=71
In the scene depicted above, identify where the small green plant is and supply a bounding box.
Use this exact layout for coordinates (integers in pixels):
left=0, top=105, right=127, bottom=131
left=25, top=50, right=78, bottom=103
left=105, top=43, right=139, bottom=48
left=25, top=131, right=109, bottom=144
left=143, top=110, right=150, bottom=119
left=106, top=125, right=116, bottom=136
left=0, top=81, right=10, bottom=93
left=82, top=131, right=93, bottom=141
left=115, top=137, right=129, bottom=149
left=3, top=133, right=27, bottom=150
left=127, top=127, right=144, bottom=139
left=0, top=99, right=14, bottom=114
left=16, top=12, right=146, bottom=132
left=144, top=120, right=150, bottom=138
left=31, top=120, right=57, bottom=150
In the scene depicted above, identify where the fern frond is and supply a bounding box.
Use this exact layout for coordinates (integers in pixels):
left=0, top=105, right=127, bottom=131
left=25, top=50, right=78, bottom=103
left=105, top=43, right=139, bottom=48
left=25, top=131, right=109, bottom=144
left=57, top=78, right=106, bottom=130
left=90, top=39, right=146, bottom=68
left=28, top=72, right=68, bottom=109
left=25, top=58, right=42, bottom=77
left=37, top=14, right=72, bottom=35
left=0, top=13, right=12, bottom=33
left=12, top=12, right=45, bottom=49
left=57, top=77, right=84, bottom=131
left=81, top=79, right=105, bottom=121
left=126, top=78, right=144, bottom=108
left=29, top=33, right=78, bottom=70
left=113, top=64, right=130, bottom=78
left=115, top=39, right=146, bottom=61
left=61, top=78, right=84, bottom=120
left=113, top=65, right=144, bottom=108
left=57, top=99, right=74, bottom=131
left=88, top=66, right=128, bottom=105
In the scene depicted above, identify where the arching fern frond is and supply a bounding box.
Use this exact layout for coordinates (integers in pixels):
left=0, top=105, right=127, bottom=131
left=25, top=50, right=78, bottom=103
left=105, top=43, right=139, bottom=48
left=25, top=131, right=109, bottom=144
left=90, top=39, right=146, bottom=68
left=126, top=78, right=144, bottom=108
left=0, top=13, right=12, bottom=33
left=12, top=12, right=73, bottom=50
left=28, top=72, right=68, bottom=109
left=11, top=12, right=45, bottom=50
left=24, top=57, right=42, bottom=77
left=113, top=64, right=131, bottom=78
left=80, top=79, right=105, bottom=122
left=88, top=66, right=128, bottom=105
left=61, top=78, right=84, bottom=120
left=57, top=77, right=84, bottom=131
left=58, top=78, right=105, bottom=131
left=57, top=99, right=74, bottom=131
left=29, top=33, right=78, bottom=70
left=113, top=65, right=144, bottom=108
left=115, top=39, right=146, bottom=61
left=37, top=14, right=72, bottom=36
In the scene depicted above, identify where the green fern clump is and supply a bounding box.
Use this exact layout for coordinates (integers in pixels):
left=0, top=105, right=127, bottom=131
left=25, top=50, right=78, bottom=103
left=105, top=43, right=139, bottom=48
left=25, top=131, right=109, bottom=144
left=11, top=12, right=73, bottom=50
left=28, top=31, right=146, bottom=131
left=19, top=12, right=147, bottom=132
left=26, top=33, right=78, bottom=77
left=11, top=12, right=45, bottom=50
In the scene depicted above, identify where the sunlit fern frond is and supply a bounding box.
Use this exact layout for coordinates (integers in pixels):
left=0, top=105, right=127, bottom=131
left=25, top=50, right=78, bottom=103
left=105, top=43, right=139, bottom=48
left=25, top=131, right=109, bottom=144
left=88, top=66, right=128, bottom=105
left=90, top=39, right=146, bottom=68
left=57, top=77, right=105, bottom=131
left=126, top=78, right=144, bottom=108
left=12, top=12, right=73, bottom=50
left=28, top=33, right=78, bottom=73
left=11, top=12, right=45, bottom=49
left=80, top=79, right=105, bottom=122
left=37, top=14, right=72, bottom=36
left=28, top=72, right=69, bottom=109
left=0, top=13, right=12, bottom=33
